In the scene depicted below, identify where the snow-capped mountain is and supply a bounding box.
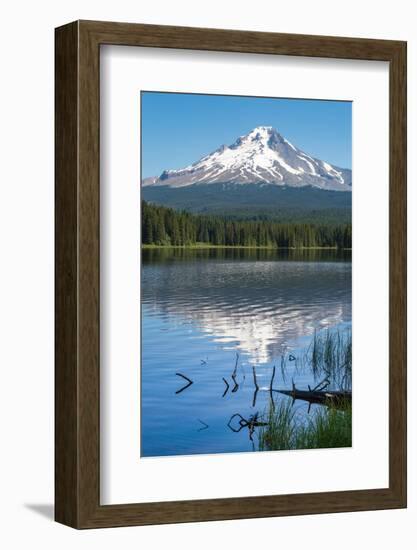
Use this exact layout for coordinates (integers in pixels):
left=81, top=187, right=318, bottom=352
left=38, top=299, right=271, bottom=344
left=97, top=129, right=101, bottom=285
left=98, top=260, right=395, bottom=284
left=142, top=126, right=351, bottom=192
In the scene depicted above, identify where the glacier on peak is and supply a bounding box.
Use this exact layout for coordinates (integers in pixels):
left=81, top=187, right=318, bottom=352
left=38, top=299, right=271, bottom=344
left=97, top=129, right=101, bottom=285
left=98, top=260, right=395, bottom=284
left=142, top=126, right=351, bottom=192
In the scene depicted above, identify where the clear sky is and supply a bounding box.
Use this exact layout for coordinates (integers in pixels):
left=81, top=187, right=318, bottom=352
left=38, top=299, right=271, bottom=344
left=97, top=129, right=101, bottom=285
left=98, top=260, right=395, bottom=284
left=141, top=91, right=352, bottom=178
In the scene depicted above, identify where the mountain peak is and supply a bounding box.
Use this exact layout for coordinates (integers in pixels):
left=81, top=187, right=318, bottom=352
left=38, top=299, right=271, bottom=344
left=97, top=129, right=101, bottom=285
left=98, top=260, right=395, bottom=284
left=246, top=125, right=274, bottom=136
left=238, top=125, right=280, bottom=141
left=142, top=126, right=351, bottom=191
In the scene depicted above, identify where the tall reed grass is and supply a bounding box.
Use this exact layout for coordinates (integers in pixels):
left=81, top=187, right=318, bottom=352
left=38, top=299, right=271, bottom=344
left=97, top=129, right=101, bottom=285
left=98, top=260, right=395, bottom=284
left=259, top=399, right=352, bottom=451
left=309, top=329, right=352, bottom=391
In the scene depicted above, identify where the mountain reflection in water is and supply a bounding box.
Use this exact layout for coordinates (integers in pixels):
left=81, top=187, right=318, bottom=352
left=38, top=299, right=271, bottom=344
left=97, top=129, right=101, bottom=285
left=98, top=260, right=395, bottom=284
left=142, top=248, right=351, bottom=364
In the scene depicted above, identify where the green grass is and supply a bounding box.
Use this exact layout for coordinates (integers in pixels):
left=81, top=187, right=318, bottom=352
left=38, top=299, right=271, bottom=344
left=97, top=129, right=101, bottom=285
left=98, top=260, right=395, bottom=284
left=309, top=329, right=352, bottom=391
left=259, top=399, right=352, bottom=452
left=258, top=400, right=296, bottom=451
left=259, top=328, right=353, bottom=452
left=277, top=328, right=352, bottom=392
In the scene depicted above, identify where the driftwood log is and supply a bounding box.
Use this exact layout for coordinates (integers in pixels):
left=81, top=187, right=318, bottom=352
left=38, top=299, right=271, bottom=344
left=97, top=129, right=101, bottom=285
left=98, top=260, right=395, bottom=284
left=277, top=381, right=351, bottom=408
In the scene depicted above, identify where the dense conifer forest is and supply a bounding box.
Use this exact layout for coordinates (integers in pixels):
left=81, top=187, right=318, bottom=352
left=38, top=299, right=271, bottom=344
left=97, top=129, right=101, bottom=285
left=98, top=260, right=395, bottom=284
left=142, top=201, right=352, bottom=249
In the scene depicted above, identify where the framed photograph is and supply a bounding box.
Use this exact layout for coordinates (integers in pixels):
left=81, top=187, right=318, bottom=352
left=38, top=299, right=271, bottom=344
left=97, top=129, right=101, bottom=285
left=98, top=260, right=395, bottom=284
left=55, top=20, right=406, bottom=528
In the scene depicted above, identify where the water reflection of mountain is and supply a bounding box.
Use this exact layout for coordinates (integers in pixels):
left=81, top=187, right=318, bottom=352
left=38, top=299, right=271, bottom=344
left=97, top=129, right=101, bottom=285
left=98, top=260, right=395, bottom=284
left=142, top=248, right=352, bottom=364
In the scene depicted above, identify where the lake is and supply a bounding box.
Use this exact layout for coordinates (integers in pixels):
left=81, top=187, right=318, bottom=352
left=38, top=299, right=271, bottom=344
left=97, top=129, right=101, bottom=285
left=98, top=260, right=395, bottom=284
left=141, top=248, right=352, bottom=457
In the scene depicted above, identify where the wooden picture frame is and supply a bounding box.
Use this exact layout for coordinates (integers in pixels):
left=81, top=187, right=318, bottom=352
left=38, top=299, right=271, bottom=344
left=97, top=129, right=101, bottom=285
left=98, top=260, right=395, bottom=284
left=55, top=20, right=407, bottom=529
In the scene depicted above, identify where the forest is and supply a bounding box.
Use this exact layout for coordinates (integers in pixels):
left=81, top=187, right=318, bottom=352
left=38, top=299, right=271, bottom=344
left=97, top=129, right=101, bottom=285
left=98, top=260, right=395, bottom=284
left=142, top=200, right=352, bottom=249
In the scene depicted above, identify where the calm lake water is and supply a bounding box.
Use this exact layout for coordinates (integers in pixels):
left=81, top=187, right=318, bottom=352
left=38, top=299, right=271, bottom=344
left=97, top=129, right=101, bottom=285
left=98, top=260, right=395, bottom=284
left=141, top=248, right=352, bottom=457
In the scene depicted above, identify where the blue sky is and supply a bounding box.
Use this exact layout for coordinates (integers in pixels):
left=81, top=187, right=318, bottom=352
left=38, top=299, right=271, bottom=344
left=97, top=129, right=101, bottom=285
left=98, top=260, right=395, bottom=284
left=141, top=92, right=352, bottom=178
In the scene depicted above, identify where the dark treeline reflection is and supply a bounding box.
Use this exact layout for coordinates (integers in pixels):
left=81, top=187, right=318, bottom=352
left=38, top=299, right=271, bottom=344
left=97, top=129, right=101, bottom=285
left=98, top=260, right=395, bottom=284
left=142, top=246, right=352, bottom=265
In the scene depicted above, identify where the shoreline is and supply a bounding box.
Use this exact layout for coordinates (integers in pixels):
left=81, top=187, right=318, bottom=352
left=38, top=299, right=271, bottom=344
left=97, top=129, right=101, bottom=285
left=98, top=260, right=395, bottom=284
left=142, top=244, right=352, bottom=251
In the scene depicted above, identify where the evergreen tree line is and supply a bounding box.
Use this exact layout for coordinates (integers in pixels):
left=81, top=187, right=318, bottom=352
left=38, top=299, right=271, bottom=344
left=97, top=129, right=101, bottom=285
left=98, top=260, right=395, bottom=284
left=142, top=200, right=352, bottom=249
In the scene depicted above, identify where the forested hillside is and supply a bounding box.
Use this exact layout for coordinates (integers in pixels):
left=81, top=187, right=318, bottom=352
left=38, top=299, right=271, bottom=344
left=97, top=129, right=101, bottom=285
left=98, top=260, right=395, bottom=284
left=142, top=201, right=351, bottom=249
left=142, top=183, right=352, bottom=224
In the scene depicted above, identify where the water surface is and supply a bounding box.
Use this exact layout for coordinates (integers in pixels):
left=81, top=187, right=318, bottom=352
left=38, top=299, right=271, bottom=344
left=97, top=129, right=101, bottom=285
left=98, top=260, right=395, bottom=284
left=141, top=248, right=351, bottom=457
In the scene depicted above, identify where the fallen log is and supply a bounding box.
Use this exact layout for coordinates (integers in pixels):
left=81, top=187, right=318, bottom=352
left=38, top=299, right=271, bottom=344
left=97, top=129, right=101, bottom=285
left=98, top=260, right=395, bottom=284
left=277, top=381, right=351, bottom=407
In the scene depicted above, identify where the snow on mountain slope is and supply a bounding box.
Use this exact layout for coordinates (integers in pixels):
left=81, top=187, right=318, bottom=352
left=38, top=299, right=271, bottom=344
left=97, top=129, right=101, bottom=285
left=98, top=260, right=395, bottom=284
left=142, top=126, right=352, bottom=191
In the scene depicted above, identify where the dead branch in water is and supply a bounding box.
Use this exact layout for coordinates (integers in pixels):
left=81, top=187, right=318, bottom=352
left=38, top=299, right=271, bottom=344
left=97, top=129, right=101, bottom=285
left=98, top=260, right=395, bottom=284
left=232, top=353, right=239, bottom=377
left=222, top=377, right=230, bottom=397
left=175, top=372, right=193, bottom=394
left=227, top=412, right=268, bottom=434
left=252, top=366, right=259, bottom=406
left=269, top=366, right=276, bottom=410
left=231, top=353, right=240, bottom=393
left=252, top=387, right=259, bottom=407
left=269, top=366, right=276, bottom=392
left=252, top=366, right=259, bottom=391
left=227, top=413, right=246, bottom=431
left=277, top=380, right=351, bottom=408
left=311, top=378, right=330, bottom=392
left=197, top=419, right=209, bottom=431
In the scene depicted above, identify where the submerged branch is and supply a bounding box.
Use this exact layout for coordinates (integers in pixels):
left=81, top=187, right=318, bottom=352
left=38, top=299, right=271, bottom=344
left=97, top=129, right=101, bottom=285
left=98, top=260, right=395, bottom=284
left=222, top=377, right=230, bottom=397
left=269, top=365, right=276, bottom=392
left=175, top=372, right=194, bottom=394
left=231, top=353, right=240, bottom=393
left=197, top=419, right=209, bottom=431
left=252, top=366, right=259, bottom=391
